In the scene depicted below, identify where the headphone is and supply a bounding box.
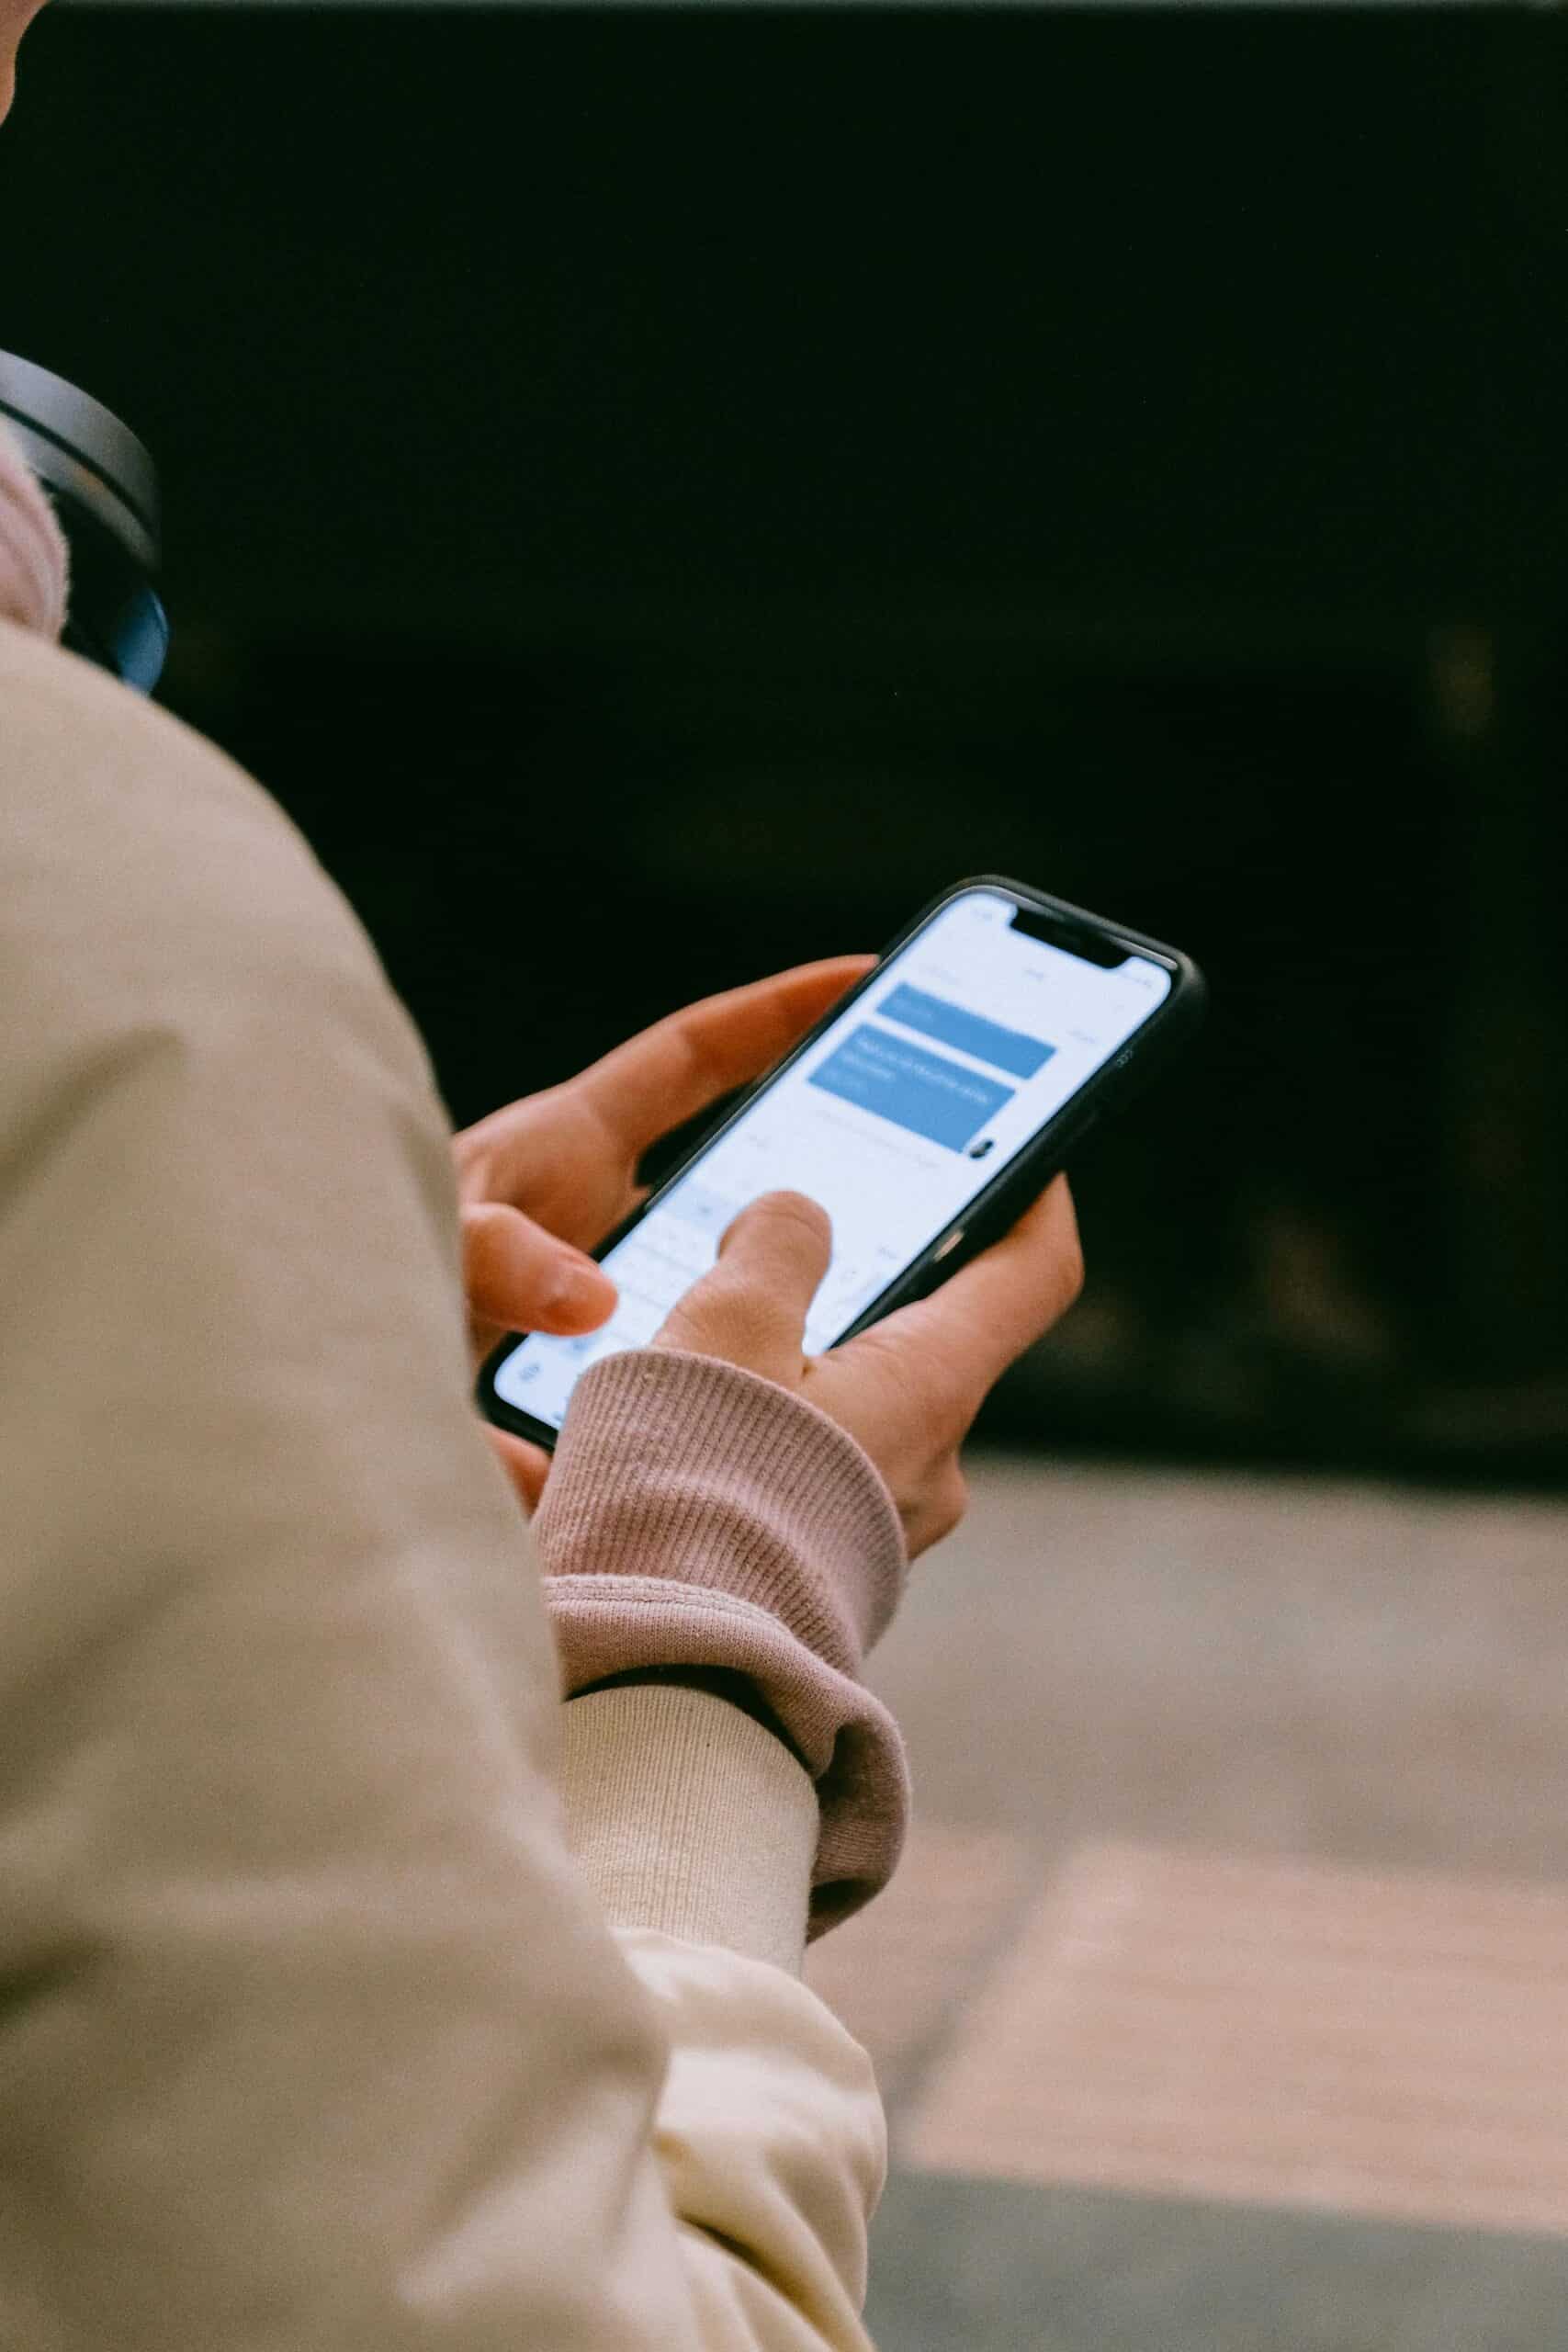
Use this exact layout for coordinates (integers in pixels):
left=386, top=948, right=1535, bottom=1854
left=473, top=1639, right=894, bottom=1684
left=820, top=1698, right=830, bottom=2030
left=0, top=348, right=168, bottom=694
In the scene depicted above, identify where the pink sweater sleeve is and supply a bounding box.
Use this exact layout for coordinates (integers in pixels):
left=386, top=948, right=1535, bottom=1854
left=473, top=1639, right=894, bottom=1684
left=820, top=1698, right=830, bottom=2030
left=533, top=1347, right=911, bottom=1938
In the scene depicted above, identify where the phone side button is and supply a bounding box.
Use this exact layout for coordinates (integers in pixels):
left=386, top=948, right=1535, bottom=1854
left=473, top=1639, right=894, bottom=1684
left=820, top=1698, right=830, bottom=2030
left=932, top=1227, right=966, bottom=1262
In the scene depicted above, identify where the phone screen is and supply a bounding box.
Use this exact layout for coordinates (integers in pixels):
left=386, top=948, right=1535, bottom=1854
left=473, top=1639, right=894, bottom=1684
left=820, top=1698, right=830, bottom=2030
left=491, top=887, right=1171, bottom=1433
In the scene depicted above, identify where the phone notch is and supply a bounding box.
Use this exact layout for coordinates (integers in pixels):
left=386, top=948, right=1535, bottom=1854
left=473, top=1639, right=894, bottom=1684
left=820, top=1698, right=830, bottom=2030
left=1006, top=901, right=1130, bottom=970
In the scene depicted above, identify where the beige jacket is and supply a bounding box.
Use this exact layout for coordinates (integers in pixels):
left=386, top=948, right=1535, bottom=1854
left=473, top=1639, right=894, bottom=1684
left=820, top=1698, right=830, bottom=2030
left=0, top=613, right=886, bottom=2348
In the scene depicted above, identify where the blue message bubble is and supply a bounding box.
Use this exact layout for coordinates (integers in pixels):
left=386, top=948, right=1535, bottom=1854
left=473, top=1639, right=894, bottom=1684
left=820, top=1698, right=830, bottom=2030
left=808, top=1023, right=1014, bottom=1150
left=878, top=983, right=1055, bottom=1080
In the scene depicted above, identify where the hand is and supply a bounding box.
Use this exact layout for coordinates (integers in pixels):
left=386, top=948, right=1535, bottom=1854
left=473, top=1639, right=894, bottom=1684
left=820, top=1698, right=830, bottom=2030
left=652, top=1181, right=1084, bottom=1559
left=454, top=956, right=874, bottom=1508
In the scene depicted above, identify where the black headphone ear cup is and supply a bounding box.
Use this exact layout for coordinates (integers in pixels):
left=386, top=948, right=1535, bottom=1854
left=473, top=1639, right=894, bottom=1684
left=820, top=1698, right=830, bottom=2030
left=55, top=493, right=169, bottom=693
left=0, top=349, right=166, bottom=694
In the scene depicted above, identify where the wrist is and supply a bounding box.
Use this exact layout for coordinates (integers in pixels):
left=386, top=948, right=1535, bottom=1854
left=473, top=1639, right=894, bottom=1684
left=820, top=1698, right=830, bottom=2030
left=536, top=1347, right=911, bottom=1935
left=536, top=1346, right=907, bottom=1665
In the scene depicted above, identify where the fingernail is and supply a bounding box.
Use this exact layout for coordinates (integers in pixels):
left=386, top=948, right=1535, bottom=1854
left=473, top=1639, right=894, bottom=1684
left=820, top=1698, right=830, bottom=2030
left=546, top=1257, right=615, bottom=1321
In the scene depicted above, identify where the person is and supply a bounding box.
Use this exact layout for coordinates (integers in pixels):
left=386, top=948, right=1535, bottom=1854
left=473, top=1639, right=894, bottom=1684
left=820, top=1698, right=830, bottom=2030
left=0, top=15, right=1084, bottom=2344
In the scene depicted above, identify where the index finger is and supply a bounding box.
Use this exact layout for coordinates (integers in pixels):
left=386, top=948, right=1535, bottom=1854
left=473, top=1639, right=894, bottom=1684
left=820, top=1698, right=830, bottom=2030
left=573, top=955, right=874, bottom=1156
left=861, top=1175, right=1084, bottom=1402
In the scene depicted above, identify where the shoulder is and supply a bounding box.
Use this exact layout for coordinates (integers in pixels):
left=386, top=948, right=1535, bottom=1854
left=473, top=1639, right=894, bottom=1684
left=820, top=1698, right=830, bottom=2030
left=0, top=620, right=339, bottom=938
left=0, top=621, right=433, bottom=1095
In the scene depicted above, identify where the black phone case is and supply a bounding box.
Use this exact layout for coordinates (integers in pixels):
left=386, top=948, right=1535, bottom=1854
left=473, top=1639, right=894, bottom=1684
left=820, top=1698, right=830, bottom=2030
left=478, top=874, right=1206, bottom=1450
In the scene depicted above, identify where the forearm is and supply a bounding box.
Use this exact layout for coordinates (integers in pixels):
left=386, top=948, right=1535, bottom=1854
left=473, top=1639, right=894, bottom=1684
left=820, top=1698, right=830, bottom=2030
left=561, top=1683, right=818, bottom=1973
left=562, top=1686, right=884, bottom=2346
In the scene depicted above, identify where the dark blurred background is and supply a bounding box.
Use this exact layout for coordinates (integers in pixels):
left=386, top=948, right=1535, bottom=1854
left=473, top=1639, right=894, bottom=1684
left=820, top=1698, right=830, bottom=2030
left=7, top=3, right=1566, bottom=1482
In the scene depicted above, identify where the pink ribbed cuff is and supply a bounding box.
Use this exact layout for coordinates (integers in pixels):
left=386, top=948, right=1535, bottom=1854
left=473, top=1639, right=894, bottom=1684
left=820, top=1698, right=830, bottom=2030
left=534, top=1348, right=911, bottom=1937
left=0, top=420, right=68, bottom=642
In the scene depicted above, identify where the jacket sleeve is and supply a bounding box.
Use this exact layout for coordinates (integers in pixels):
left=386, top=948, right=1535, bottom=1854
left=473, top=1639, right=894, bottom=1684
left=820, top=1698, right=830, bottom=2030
left=0, top=627, right=884, bottom=2352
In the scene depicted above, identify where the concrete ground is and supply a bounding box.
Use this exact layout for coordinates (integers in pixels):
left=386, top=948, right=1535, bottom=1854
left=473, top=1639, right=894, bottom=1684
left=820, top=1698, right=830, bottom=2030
left=804, top=1456, right=1568, bottom=2351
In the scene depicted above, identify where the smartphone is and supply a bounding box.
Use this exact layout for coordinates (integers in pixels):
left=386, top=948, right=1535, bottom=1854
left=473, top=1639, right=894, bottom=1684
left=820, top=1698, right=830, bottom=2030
left=479, top=876, right=1204, bottom=1450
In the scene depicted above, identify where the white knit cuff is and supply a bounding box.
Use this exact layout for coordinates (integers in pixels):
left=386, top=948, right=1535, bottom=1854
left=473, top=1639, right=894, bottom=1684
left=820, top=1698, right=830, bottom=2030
left=561, top=1683, right=818, bottom=1975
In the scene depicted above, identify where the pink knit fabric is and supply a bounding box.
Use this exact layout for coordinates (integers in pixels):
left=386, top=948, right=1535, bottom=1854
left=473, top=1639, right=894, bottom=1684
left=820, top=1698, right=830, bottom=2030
left=0, top=419, right=68, bottom=642
left=535, top=1347, right=911, bottom=1938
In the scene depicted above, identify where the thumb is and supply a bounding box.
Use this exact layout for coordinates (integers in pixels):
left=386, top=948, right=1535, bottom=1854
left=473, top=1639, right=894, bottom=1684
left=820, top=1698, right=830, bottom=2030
left=654, top=1190, right=832, bottom=1385
left=460, top=1201, right=617, bottom=1337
